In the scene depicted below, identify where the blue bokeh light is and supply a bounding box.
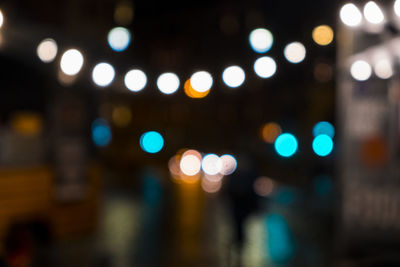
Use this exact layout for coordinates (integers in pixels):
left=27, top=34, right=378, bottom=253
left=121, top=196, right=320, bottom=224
left=313, top=121, right=335, bottom=138
left=312, top=134, right=333, bottom=157
left=92, top=119, right=112, bottom=147
left=274, top=133, right=298, bottom=157
left=140, top=131, right=164, bottom=154
left=266, top=213, right=295, bottom=263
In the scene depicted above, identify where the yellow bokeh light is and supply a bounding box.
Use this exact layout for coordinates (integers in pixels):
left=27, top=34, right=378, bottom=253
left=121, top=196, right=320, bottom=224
left=184, top=79, right=210, bottom=99
left=114, top=1, right=134, bottom=25
left=312, top=25, right=334, bottom=46
left=11, top=112, right=43, bottom=136
left=261, top=122, right=282, bottom=144
left=112, top=105, right=132, bottom=127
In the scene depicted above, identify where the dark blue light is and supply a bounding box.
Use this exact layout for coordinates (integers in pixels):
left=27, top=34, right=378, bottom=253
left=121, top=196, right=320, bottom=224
left=92, top=119, right=112, bottom=147
left=313, top=121, right=335, bottom=138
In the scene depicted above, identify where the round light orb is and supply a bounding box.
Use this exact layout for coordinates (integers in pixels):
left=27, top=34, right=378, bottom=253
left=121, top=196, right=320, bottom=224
left=92, top=62, right=115, bottom=87
left=108, top=27, right=131, bottom=52
left=140, top=131, right=164, bottom=154
left=0, top=10, right=4, bottom=29
left=312, top=134, right=333, bottom=157
left=395, top=0, right=400, bottom=17
left=190, top=71, right=213, bottom=93
left=313, top=121, right=335, bottom=138
left=92, top=119, right=112, bottom=147
left=350, top=60, right=372, bottom=81
left=340, top=3, right=362, bottom=27
left=60, top=49, right=84, bottom=76
left=261, top=122, right=282, bottom=143
left=157, top=73, right=180, bottom=94
left=124, top=69, right=147, bottom=92
left=253, top=177, right=275, bottom=197
left=37, top=38, right=58, bottom=63
left=180, top=154, right=202, bottom=176
left=254, top=56, right=277, bottom=78
left=201, top=154, right=223, bottom=175
left=284, top=42, right=306, bottom=64
left=184, top=79, right=210, bottom=99
left=249, top=28, right=274, bottom=53
left=374, top=59, right=393, bottom=79
left=222, top=66, right=245, bottom=88
left=219, top=154, right=237, bottom=175
left=274, top=133, right=298, bottom=158
left=364, top=1, right=384, bottom=25
left=201, top=178, right=222, bottom=194
left=312, top=25, right=334, bottom=46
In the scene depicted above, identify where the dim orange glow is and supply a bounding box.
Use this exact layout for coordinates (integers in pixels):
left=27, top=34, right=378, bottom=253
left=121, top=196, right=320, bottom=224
left=261, top=122, right=282, bottom=144
left=312, top=25, right=334, bottom=46
left=360, top=137, right=388, bottom=168
left=184, top=79, right=210, bottom=99
left=11, top=112, right=43, bottom=136
left=112, top=105, right=132, bottom=127
left=201, top=177, right=222, bottom=193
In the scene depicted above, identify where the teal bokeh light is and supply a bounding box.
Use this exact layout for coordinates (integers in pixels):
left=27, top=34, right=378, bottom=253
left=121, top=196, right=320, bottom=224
left=313, top=121, right=335, bottom=138
left=140, top=131, right=164, bottom=154
left=92, top=119, right=112, bottom=147
left=312, top=134, right=333, bottom=157
left=274, top=133, right=298, bottom=157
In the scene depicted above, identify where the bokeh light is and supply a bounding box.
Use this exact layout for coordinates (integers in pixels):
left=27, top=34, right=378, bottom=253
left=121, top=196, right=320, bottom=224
left=219, top=154, right=237, bottom=175
left=124, top=69, right=147, bottom=92
left=222, top=66, right=245, bottom=88
left=169, top=155, right=182, bottom=178
left=253, top=177, right=275, bottom=197
left=140, top=131, right=164, bottom=154
left=313, top=121, right=335, bottom=138
left=92, top=62, right=115, bottom=87
left=37, top=38, right=58, bottom=63
left=201, top=154, right=222, bottom=175
left=108, top=27, right=131, bottom=52
left=249, top=28, right=274, bottom=53
left=157, top=73, right=180, bottom=94
left=112, top=105, right=132, bottom=127
left=350, top=60, right=372, bottom=81
left=284, top=42, right=306, bottom=64
left=363, top=1, right=384, bottom=25
left=312, top=25, right=334, bottom=46
left=180, top=150, right=202, bottom=176
left=114, top=1, right=134, bottom=25
left=274, top=133, right=298, bottom=157
left=11, top=112, right=43, bottom=136
left=190, top=71, right=213, bottom=93
left=254, top=56, right=277, bottom=78
left=312, top=134, right=333, bottom=157
left=395, top=0, right=400, bottom=17
left=60, top=49, right=84, bottom=76
left=261, top=122, right=282, bottom=144
left=360, top=136, right=388, bottom=168
left=203, top=173, right=224, bottom=182
left=184, top=79, right=210, bottom=99
left=314, top=63, right=333, bottom=82
left=374, top=59, right=393, bottom=79
left=201, top=178, right=222, bottom=194
left=92, top=119, right=112, bottom=147
left=0, top=10, right=3, bottom=29
left=340, top=3, right=362, bottom=27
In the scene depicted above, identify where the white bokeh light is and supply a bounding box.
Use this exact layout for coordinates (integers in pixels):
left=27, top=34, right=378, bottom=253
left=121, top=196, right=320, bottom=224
left=222, top=66, right=245, bottom=88
left=395, top=0, right=400, bottom=17
left=340, top=3, right=362, bottom=27
left=254, top=56, right=277, bottom=78
left=201, top=154, right=222, bottom=176
left=124, top=69, right=147, bottom=92
left=249, top=28, right=274, bottom=53
left=92, top=63, right=115, bottom=87
left=284, top=42, right=306, bottom=64
left=180, top=154, right=201, bottom=176
left=157, top=73, right=180, bottom=94
left=190, top=71, right=213, bottom=93
left=219, top=154, right=237, bottom=175
left=364, top=1, right=384, bottom=25
left=37, top=38, right=58, bottom=63
left=201, top=178, right=222, bottom=193
left=351, top=60, right=372, bottom=81
left=374, top=59, right=393, bottom=79
left=108, top=27, right=131, bottom=52
left=0, top=10, right=4, bottom=29
left=60, top=49, right=84, bottom=76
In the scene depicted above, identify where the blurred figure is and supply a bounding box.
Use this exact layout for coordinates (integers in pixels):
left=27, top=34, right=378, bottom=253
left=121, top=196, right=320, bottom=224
left=225, top=153, right=259, bottom=265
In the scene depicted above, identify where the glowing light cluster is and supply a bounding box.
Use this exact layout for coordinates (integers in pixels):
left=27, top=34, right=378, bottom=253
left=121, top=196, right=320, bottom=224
left=363, top=1, right=384, bottom=25
left=190, top=71, right=213, bottom=93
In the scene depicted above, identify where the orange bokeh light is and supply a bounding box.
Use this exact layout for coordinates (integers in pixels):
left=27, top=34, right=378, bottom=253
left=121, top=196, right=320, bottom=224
left=184, top=79, right=210, bottom=99
left=261, top=122, right=282, bottom=143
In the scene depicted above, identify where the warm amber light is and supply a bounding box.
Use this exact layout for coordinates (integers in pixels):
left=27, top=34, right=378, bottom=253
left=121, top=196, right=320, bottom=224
left=11, top=112, right=43, bottom=136
left=184, top=79, right=210, bottom=99
left=261, top=122, right=282, bottom=144
left=312, top=25, right=334, bottom=46
left=112, top=105, right=132, bottom=127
